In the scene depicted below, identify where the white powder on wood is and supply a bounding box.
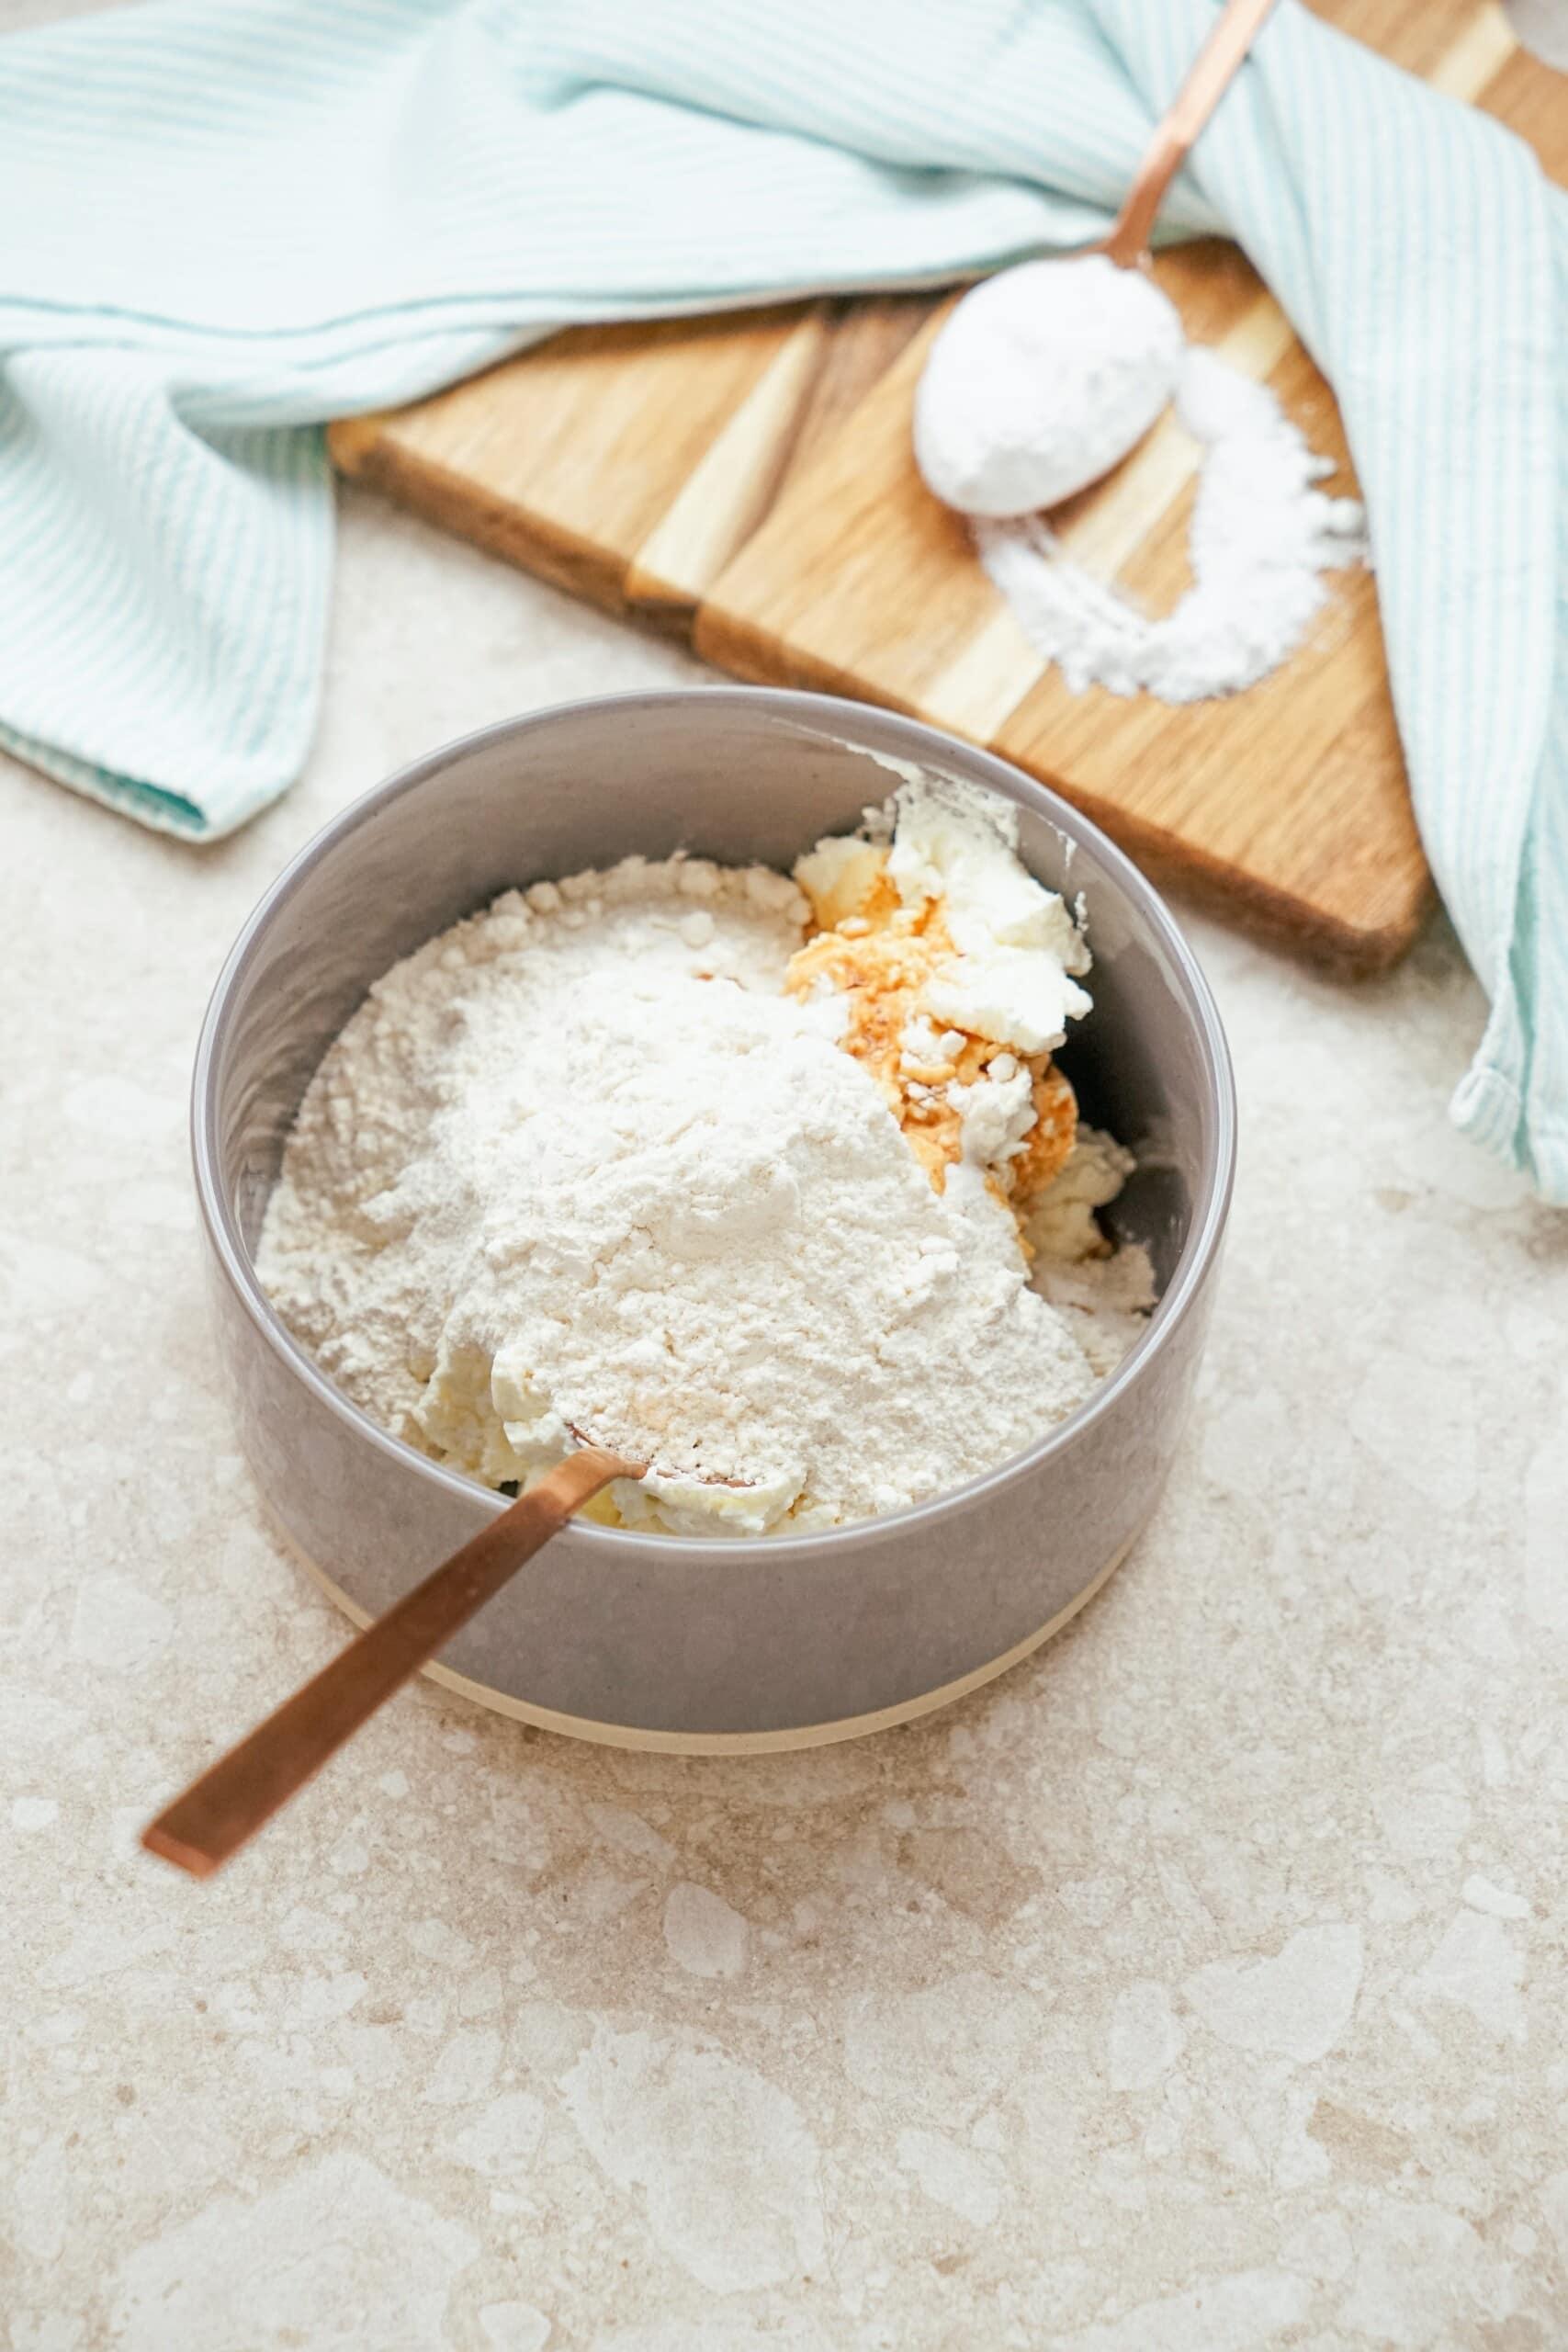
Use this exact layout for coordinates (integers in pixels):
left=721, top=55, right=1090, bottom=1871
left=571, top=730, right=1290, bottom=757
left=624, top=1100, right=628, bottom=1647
left=259, top=807, right=1145, bottom=1538
left=975, top=345, right=1368, bottom=702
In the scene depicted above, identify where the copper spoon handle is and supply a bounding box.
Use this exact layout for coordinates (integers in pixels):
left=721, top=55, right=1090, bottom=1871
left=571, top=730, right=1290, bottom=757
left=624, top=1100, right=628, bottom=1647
left=142, top=1446, right=637, bottom=1880
left=1101, top=0, right=1280, bottom=268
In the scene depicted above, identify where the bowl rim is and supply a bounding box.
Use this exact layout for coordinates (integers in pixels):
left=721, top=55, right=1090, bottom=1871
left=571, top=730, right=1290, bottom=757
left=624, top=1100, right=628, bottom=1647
left=193, top=686, right=1236, bottom=1566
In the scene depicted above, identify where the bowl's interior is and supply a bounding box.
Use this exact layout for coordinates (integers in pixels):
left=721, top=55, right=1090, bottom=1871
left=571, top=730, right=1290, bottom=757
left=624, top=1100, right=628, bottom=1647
left=209, top=693, right=1225, bottom=1347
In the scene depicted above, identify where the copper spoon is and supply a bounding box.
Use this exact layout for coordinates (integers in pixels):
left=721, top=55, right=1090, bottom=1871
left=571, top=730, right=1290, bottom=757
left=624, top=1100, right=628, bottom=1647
left=915, top=0, right=1280, bottom=518
left=142, top=1445, right=639, bottom=1879
left=1100, top=0, right=1280, bottom=271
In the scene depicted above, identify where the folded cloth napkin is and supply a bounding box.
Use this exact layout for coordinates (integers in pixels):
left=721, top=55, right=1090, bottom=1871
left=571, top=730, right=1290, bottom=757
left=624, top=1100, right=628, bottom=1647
left=0, top=0, right=1562, bottom=1197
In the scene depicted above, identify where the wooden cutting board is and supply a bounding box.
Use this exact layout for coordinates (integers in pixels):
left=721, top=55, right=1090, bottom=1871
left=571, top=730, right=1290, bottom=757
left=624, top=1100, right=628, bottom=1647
left=330, top=0, right=1562, bottom=973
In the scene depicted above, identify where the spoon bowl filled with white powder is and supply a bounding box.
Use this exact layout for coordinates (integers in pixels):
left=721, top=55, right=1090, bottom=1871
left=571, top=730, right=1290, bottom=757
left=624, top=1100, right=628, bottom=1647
left=196, top=692, right=1233, bottom=1747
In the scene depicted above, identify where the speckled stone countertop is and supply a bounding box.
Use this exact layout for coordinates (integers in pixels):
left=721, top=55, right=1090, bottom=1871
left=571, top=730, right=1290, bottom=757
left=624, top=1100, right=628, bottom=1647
left=4, top=484, right=1566, bottom=2352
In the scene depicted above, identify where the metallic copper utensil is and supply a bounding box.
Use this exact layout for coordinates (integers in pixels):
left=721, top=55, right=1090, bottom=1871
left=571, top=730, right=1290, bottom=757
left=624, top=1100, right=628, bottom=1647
left=913, top=0, right=1280, bottom=516
left=142, top=1445, right=638, bottom=1879
left=1100, top=0, right=1280, bottom=270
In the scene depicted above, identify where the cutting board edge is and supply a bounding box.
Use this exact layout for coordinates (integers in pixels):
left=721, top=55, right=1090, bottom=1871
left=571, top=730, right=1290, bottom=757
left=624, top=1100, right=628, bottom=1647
left=1049, top=785, right=1439, bottom=976
left=329, top=419, right=636, bottom=616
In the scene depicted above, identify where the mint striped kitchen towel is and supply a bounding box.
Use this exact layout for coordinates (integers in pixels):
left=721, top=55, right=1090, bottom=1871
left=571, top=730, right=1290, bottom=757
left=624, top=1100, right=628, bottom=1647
left=0, top=0, right=1562, bottom=1198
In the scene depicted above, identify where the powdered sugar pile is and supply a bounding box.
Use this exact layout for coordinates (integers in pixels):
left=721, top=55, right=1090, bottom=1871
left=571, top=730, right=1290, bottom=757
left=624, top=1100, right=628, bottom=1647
left=975, top=345, right=1368, bottom=702
left=914, top=255, right=1184, bottom=516
left=259, top=789, right=1149, bottom=1537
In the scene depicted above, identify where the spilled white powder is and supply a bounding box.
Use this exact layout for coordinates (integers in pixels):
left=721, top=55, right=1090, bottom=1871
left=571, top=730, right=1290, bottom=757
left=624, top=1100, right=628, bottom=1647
left=258, top=823, right=1124, bottom=1539
left=975, top=345, right=1368, bottom=702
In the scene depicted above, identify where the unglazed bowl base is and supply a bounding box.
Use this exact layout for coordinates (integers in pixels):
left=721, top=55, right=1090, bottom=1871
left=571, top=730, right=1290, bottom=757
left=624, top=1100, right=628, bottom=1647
left=277, top=1521, right=1140, bottom=1755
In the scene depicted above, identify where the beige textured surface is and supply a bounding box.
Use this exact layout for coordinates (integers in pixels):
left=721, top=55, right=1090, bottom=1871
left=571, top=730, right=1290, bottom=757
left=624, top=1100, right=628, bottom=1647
left=5, top=485, right=1568, bottom=2351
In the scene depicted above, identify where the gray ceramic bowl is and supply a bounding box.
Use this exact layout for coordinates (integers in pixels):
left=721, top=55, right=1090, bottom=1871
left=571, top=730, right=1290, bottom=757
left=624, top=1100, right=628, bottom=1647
left=194, top=689, right=1234, bottom=1751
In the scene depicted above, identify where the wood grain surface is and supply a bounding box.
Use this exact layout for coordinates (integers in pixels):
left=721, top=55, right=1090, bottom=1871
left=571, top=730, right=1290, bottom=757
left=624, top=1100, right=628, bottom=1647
left=330, top=0, right=1559, bottom=972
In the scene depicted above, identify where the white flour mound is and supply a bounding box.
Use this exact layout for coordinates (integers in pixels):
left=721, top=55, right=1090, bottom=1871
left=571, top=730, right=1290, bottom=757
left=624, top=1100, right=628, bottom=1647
left=914, top=255, right=1184, bottom=516
left=258, top=849, right=1105, bottom=1538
